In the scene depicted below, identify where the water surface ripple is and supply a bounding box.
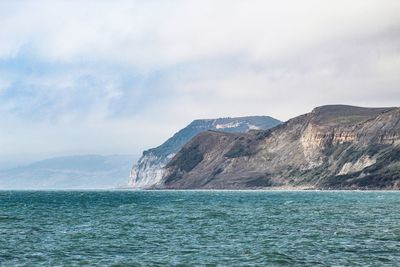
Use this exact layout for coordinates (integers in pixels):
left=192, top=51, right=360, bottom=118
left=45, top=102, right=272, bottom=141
left=0, top=190, right=399, bottom=266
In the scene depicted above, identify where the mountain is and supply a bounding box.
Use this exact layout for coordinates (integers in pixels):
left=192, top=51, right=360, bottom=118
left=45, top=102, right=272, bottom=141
left=160, top=105, right=400, bottom=190
left=129, top=116, right=282, bottom=188
left=0, top=154, right=138, bottom=189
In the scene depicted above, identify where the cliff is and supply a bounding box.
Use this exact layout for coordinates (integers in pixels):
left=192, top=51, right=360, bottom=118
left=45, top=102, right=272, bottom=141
left=129, top=116, right=282, bottom=188
left=160, top=105, right=400, bottom=189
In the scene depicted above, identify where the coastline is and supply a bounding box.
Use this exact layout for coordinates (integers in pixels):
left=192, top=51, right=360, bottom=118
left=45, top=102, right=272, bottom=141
left=118, top=185, right=400, bottom=192
left=1, top=186, right=399, bottom=191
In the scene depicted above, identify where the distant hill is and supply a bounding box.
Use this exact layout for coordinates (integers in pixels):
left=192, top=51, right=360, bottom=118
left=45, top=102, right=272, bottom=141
left=0, top=154, right=138, bottom=189
left=129, top=116, right=282, bottom=188
left=160, top=105, right=400, bottom=190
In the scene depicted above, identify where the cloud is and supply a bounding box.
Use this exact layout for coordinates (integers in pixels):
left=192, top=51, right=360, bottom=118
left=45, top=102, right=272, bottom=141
left=0, top=0, right=399, bottom=166
left=1, top=0, right=399, bottom=67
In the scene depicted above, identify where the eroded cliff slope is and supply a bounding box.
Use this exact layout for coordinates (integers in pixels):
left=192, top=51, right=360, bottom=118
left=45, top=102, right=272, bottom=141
left=160, top=105, right=400, bottom=189
left=129, top=116, right=281, bottom=188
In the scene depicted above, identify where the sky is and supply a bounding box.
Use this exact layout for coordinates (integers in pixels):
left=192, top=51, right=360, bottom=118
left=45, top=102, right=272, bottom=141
left=0, top=0, right=399, bottom=168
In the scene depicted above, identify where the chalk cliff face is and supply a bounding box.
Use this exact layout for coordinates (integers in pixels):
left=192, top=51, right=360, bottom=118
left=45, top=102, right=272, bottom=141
left=160, top=105, right=400, bottom=189
left=129, top=116, right=282, bottom=188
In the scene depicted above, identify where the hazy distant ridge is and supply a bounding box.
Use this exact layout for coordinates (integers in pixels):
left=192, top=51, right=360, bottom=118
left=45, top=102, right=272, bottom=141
left=0, top=155, right=137, bottom=189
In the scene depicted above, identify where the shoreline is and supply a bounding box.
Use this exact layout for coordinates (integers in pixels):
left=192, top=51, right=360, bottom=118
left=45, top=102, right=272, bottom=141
left=1, top=187, right=399, bottom=192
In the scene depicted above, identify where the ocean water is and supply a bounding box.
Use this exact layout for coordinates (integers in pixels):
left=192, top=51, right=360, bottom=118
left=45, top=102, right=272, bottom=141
left=0, top=191, right=399, bottom=266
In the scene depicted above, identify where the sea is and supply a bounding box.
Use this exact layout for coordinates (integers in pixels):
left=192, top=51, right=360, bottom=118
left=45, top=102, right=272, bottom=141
left=0, top=190, right=399, bottom=266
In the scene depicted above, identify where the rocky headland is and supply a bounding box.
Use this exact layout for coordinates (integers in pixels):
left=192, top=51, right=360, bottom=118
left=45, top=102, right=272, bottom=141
left=159, top=105, right=400, bottom=190
left=129, top=116, right=282, bottom=188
